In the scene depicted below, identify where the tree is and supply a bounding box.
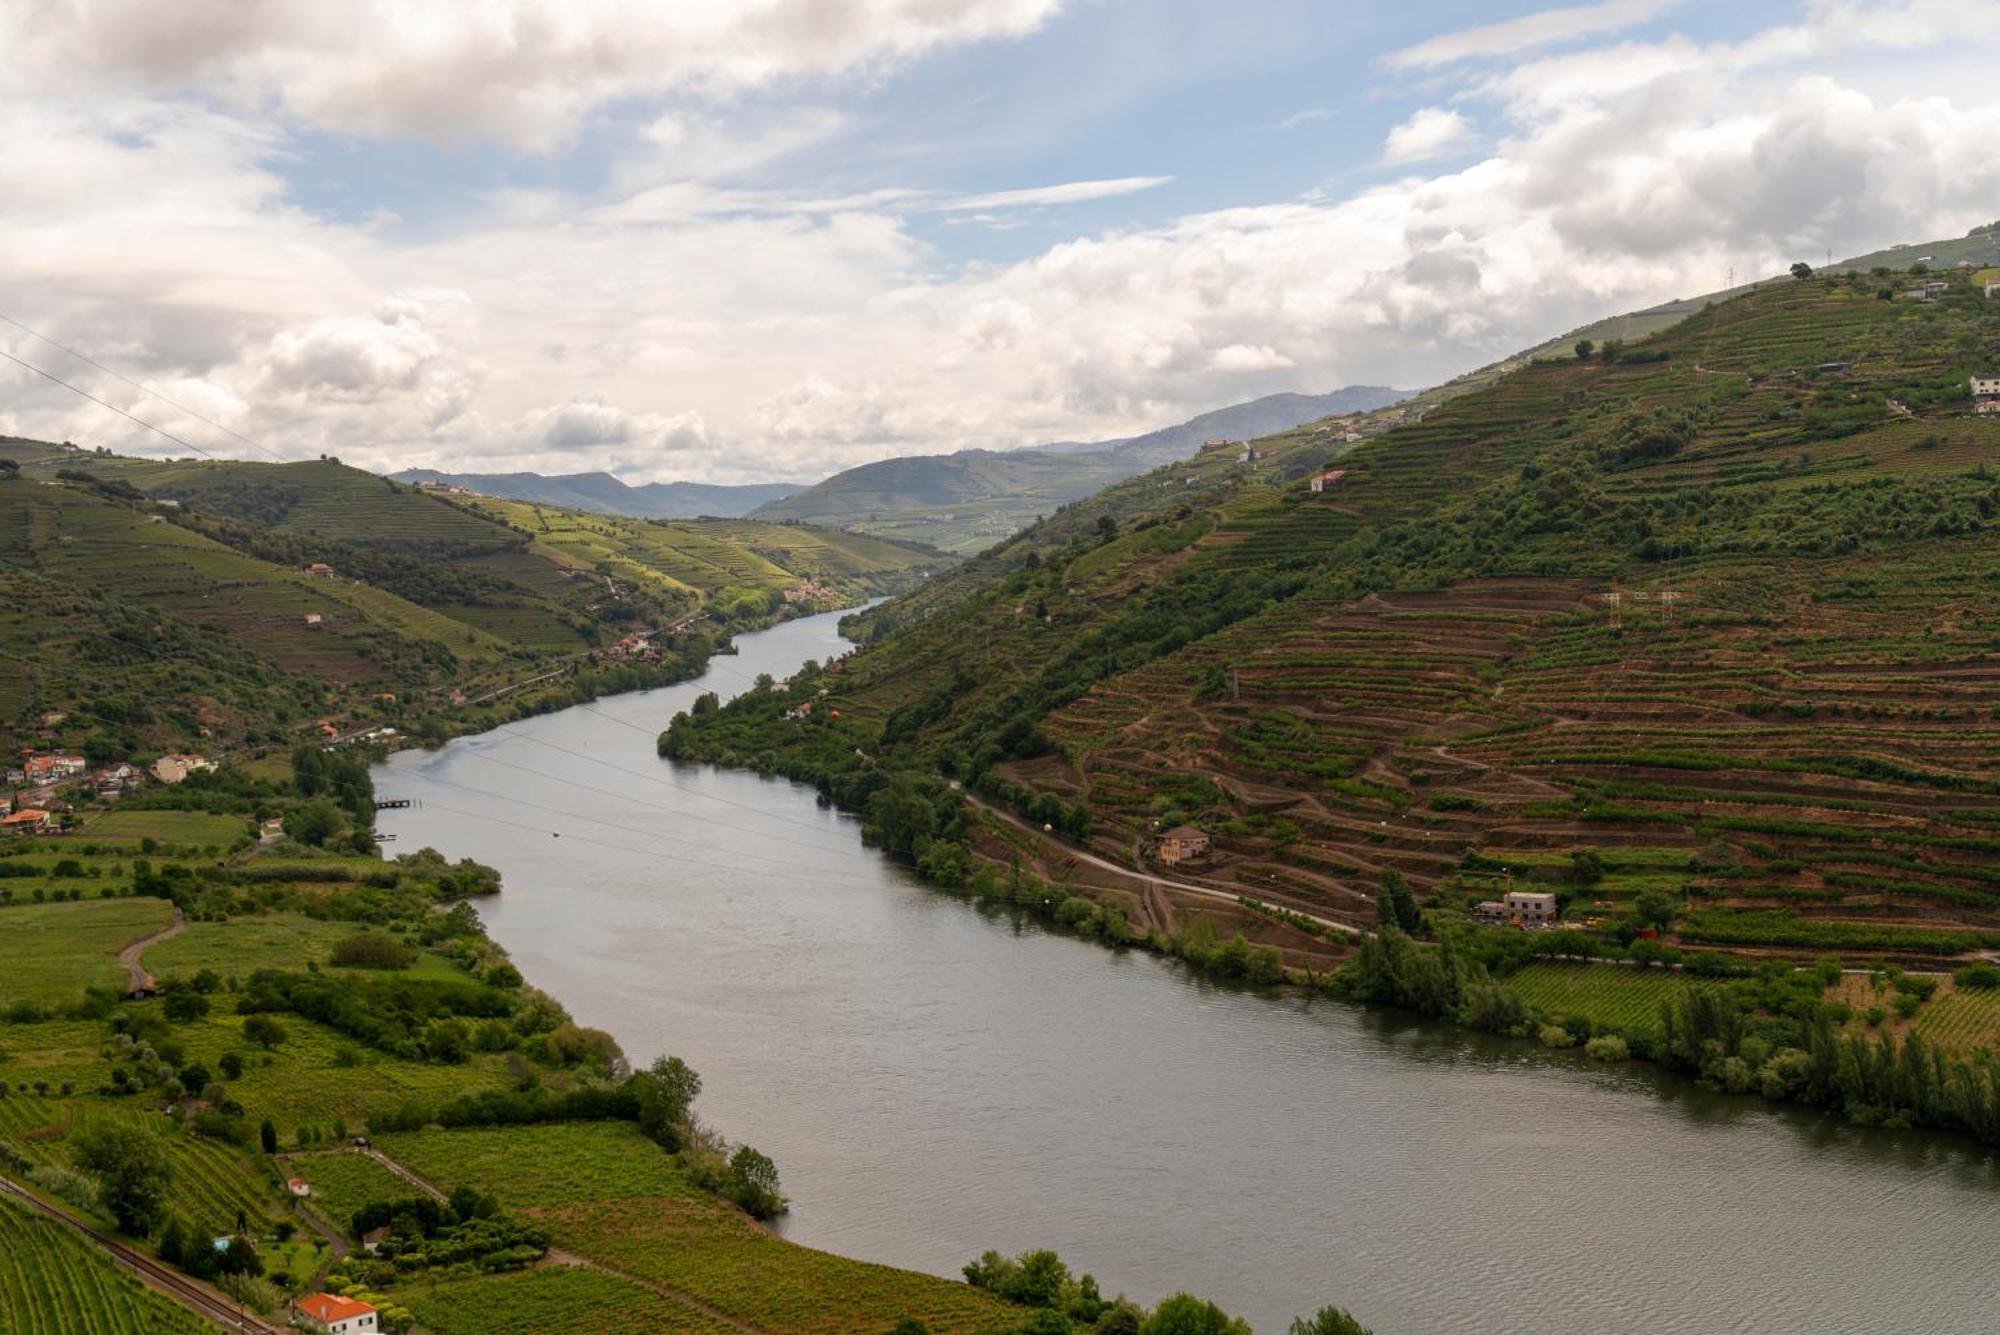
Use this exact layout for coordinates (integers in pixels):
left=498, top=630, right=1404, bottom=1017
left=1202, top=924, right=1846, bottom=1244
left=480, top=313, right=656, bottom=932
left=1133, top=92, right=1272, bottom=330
left=726, top=1144, right=784, bottom=1219
left=1290, top=1309, right=1374, bottom=1335
left=218, top=1052, right=244, bottom=1080
left=157, top=1215, right=188, bottom=1266
left=282, top=800, right=343, bottom=848
left=164, top=991, right=209, bottom=1024
left=73, top=1122, right=171, bottom=1234
left=1141, top=1295, right=1251, bottom=1335
left=259, top=1119, right=278, bottom=1154
left=632, top=1055, right=702, bottom=1151
left=1565, top=850, right=1605, bottom=886
left=1376, top=871, right=1419, bottom=934
left=242, top=1015, right=288, bottom=1050
left=1574, top=339, right=1595, bottom=360
left=1634, top=887, right=1678, bottom=933
left=1095, top=514, right=1118, bottom=541
left=1790, top=261, right=1814, bottom=280
left=891, top=1322, right=931, bottom=1335
left=217, top=1234, right=263, bottom=1278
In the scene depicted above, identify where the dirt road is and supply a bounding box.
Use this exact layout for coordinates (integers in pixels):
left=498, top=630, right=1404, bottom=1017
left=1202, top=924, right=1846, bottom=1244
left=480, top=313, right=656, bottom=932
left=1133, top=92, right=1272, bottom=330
left=119, top=906, right=186, bottom=994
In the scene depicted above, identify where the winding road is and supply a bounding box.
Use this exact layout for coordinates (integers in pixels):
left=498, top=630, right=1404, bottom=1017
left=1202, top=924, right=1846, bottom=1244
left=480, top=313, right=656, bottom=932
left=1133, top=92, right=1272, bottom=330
left=119, top=906, right=185, bottom=994
left=962, top=791, right=1365, bottom=938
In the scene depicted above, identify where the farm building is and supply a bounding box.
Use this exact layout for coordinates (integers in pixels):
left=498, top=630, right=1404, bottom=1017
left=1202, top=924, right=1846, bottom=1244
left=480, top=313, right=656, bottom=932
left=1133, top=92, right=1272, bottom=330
left=1971, top=374, right=2000, bottom=414
left=150, top=754, right=216, bottom=785
left=294, top=1292, right=377, bottom=1333
left=306, top=562, right=337, bottom=577
left=1, top=808, right=51, bottom=833
left=286, top=1176, right=312, bottom=1197
left=259, top=818, right=285, bottom=845
left=1308, top=469, right=1348, bottom=493
left=303, top=613, right=323, bottom=626
left=1507, top=890, right=1558, bottom=925
left=1158, top=825, right=1210, bottom=865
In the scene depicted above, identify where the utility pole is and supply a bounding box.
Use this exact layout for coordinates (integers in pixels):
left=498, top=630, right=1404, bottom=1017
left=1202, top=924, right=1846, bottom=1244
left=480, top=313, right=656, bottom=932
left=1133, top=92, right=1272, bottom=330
left=1607, top=587, right=1622, bottom=631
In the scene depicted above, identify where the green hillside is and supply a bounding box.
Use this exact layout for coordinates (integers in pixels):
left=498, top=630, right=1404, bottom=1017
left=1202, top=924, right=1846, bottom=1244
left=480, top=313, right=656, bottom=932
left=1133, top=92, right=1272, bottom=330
left=664, top=263, right=2000, bottom=1139
left=750, top=387, right=1411, bottom=553
left=0, top=447, right=942, bottom=763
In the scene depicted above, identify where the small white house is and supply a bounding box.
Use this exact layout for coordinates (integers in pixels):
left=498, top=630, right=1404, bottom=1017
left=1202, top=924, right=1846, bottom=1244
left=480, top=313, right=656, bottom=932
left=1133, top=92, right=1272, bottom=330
left=150, top=754, right=217, bottom=785
left=294, top=1293, right=377, bottom=1333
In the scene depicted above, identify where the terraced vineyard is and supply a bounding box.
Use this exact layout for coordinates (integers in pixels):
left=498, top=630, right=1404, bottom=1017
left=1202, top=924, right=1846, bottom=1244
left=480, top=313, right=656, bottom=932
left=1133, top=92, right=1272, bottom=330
left=0, top=1193, right=208, bottom=1335
left=670, top=266, right=2000, bottom=992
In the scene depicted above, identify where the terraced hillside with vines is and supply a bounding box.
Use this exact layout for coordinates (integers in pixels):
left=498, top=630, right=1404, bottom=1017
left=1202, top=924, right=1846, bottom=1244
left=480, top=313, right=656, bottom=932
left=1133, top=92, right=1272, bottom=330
left=670, top=267, right=2000, bottom=978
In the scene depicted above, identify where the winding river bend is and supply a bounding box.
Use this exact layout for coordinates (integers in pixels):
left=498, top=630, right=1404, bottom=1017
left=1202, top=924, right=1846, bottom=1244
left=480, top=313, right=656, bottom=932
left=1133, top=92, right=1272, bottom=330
left=375, top=607, right=2000, bottom=1334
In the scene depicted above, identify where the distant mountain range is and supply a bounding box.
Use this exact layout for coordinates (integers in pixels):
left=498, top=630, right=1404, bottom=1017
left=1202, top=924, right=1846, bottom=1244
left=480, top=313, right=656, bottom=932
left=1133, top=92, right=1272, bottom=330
left=389, top=468, right=803, bottom=518
left=747, top=386, right=1412, bottom=550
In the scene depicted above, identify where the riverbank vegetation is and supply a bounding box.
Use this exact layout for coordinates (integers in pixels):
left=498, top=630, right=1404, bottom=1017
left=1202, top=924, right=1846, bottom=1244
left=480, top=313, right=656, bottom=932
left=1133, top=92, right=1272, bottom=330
left=0, top=765, right=1371, bottom=1331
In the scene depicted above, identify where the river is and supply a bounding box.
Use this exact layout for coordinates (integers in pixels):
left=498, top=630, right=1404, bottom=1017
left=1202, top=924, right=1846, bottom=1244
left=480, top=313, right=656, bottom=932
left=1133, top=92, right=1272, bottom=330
left=375, top=606, right=2000, bottom=1334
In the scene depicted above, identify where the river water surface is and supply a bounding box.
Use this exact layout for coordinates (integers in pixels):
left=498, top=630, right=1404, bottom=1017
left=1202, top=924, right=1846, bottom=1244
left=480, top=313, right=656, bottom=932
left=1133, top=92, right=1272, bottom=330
left=376, top=607, right=2000, bottom=1334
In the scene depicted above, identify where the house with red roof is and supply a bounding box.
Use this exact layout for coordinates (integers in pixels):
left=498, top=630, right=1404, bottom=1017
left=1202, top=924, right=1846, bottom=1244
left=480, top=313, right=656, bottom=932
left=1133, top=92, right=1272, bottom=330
left=294, top=1292, right=377, bottom=1333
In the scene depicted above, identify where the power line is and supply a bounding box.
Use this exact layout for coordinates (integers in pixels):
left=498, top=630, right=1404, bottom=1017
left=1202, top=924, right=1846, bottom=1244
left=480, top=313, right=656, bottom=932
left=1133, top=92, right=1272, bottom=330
left=0, top=347, right=221, bottom=461
left=0, top=313, right=291, bottom=464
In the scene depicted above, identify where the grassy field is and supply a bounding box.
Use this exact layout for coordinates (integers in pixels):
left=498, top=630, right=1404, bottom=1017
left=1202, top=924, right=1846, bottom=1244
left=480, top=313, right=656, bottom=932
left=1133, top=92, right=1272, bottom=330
left=0, top=1192, right=210, bottom=1335
left=143, top=912, right=468, bottom=985
left=544, top=1195, right=1014, bottom=1335
left=0, top=899, right=174, bottom=1006
left=371, top=1122, right=1013, bottom=1334
left=409, top=1265, right=746, bottom=1335
left=81, top=811, right=249, bottom=849
left=375, top=1122, right=688, bottom=1209
left=168, top=1012, right=519, bottom=1133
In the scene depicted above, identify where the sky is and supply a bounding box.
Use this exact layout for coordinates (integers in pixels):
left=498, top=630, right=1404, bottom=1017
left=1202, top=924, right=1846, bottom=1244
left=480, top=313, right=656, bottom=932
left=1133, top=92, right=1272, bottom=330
left=1, top=0, right=1997, bottom=485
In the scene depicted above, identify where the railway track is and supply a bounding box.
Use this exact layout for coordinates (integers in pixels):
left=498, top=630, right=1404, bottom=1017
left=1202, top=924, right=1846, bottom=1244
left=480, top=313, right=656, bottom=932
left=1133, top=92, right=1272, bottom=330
left=0, top=1174, right=278, bottom=1332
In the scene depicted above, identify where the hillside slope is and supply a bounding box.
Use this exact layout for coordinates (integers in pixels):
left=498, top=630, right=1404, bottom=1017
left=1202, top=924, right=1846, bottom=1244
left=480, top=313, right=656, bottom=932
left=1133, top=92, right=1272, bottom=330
left=0, top=446, right=942, bottom=760
left=669, top=264, right=2000, bottom=977
left=749, top=385, right=1410, bottom=552
left=389, top=467, right=803, bottom=518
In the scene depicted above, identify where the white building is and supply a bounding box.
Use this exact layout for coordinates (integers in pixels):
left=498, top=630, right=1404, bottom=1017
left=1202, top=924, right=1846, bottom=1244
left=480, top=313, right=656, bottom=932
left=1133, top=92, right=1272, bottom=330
left=294, top=1293, right=377, bottom=1333
left=150, top=754, right=217, bottom=785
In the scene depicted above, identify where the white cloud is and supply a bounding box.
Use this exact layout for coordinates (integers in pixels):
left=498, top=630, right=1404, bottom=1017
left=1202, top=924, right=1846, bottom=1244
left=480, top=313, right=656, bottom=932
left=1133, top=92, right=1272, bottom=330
left=0, top=0, right=1068, bottom=149
left=4, top=1, right=2000, bottom=487
left=1272, top=107, right=1334, bottom=131
left=1383, top=107, right=1476, bottom=164
left=930, top=176, right=1174, bottom=212
left=1210, top=344, right=1296, bottom=372
left=529, top=398, right=711, bottom=454
left=1385, top=0, right=1676, bottom=70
